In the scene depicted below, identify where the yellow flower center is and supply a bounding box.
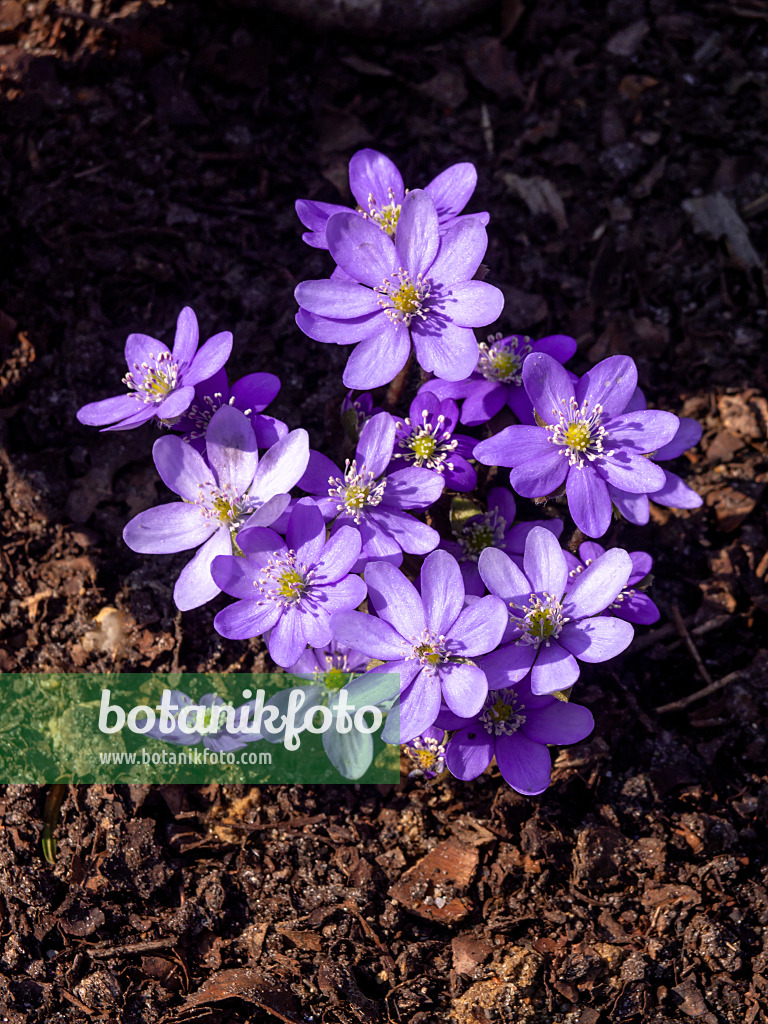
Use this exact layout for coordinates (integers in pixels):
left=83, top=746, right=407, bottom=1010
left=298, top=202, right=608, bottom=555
left=414, top=642, right=442, bottom=665
left=411, top=434, right=436, bottom=460
left=323, top=667, right=348, bottom=692
left=392, top=282, right=421, bottom=315
left=526, top=608, right=556, bottom=640
left=277, top=569, right=306, bottom=600
left=565, top=421, right=592, bottom=451
left=373, top=201, right=401, bottom=236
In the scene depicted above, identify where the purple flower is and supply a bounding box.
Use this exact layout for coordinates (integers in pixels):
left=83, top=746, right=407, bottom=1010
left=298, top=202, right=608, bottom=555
left=566, top=541, right=660, bottom=625
left=477, top=526, right=634, bottom=695
left=391, top=391, right=477, bottom=492
left=606, top=387, right=703, bottom=525
left=438, top=676, right=594, bottom=794
left=211, top=499, right=367, bottom=669
left=123, top=406, right=309, bottom=611
left=474, top=354, right=680, bottom=538
left=422, top=332, right=577, bottom=426
left=77, top=307, right=233, bottom=431
left=171, top=367, right=288, bottom=452
left=331, top=549, right=508, bottom=743
left=341, top=390, right=382, bottom=441
left=299, top=411, right=444, bottom=569
left=295, top=189, right=504, bottom=388
left=296, top=148, right=489, bottom=250
left=141, top=692, right=253, bottom=753
left=404, top=727, right=448, bottom=779
left=441, top=486, right=564, bottom=596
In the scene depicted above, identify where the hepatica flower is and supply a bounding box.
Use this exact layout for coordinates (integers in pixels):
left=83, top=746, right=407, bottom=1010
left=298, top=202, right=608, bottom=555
left=299, top=411, right=444, bottom=569
left=477, top=526, right=634, bottom=695
left=171, top=367, right=288, bottom=453
left=474, top=354, right=680, bottom=538
left=295, top=189, right=504, bottom=388
left=77, top=307, right=233, bottom=431
left=123, top=406, right=309, bottom=611
left=404, top=727, right=448, bottom=780
left=332, top=550, right=508, bottom=743
left=391, top=391, right=477, bottom=492
left=441, top=486, right=564, bottom=596
left=567, top=541, right=660, bottom=625
left=423, top=332, right=577, bottom=426
left=141, top=692, right=251, bottom=753
left=439, top=676, right=594, bottom=795
left=212, top=499, right=367, bottom=669
left=296, top=148, right=489, bottom=250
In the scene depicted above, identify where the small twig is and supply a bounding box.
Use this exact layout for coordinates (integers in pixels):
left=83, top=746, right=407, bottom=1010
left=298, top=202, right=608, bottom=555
left=670, top=603, right=715, bottom=687
left=654, top=670, right=742, bottom=714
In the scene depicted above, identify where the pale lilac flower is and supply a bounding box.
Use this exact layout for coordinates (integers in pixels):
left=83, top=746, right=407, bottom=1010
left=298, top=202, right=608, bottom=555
left=295, top=189, right=504, bottom=388
left=566, top=541, right=660, bottom=625
left=212, top=499, right=367, bottom=668
left=422, top=332, right=577, bottom=426
left=438, top=676, right=594, bottom=794
left=299, top=411, right=444, bottom=569
left=331, top=550, right=508, bottom=743
left=77, top=307, right=232, bottom=431
left=171, top=367, right=288, bottom=452
left=606, top=387, right=703, bottom=524
left=296, top=148, right=489, bottom=250
left=405, top=727, right=448, bottom=780
left=474, top=354, right=680, bottom=538
left=441, top=486, right=564, bottom=595
left=141, top=692, right=251, bottom=753
left=391, top=391, right=477, bottom=492
left=478, top=526, right=634, bottom=695
left=123, top=406, right=309, bottom=611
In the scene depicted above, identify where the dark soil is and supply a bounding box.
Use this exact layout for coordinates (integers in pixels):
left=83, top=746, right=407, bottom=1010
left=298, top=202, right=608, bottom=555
left=1, top=0, right=768, bottom=1021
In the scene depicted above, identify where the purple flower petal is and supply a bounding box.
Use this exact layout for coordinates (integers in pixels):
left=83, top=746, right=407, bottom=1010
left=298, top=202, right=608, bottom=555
left=268, top=606, right=308, bottom=667
left=395, top=189, right=439, bottom=278
left=488, top=486, right=517, bottom=524
left=366, top=508, right=441, bottom=556
left=628, top=550, right=653, bottom=583
left=239, top=493, right=292, bottom=531
left=287, top=498, right=326, bottom=567
left=655, top=417, right=702, bottom=461
left=478, top=546, right=531, bottom=605
left=326, top=212, right=396, bottom=287
left=295, top=308, right=382, bottom=345
left=447, top=281, right=505, bottom=328
left=447, top=595, right=508, bottom=657
left=210, top=552, right=262, bottom=598
left=478, top=643, right=536, bottom=688
left=446, top=727, right=494, bottom=781
left=558, top=616, right=634, bottom=663
left=613, top=591, right=660, bottom=624
left=355, top=518, right=405, bottom=566
left=532, top=334, right=577, bottom=364
left=563, top=548, right=632, bottom=619
left=301, top=450, right=342, bottom=495
left=523, top=526, right=568, bottom=597
left=495, top=732, right=552, bottom=795
left=155, top=385, right=195, bottom=420
left=609, top=485, right=650, bottom=525
left=412, top=319, right=479, bottom=381
left=123, top=503, right=214, bottom=554
left=566, top=465, right=612, bottom=538
left=251, top=414, right=289, bottom=450
left=152, top=435, right=208, bottom=501
left=510, top=455, right=569, bottom=499
left=474, top=426, right=553, bottom=468
left=250, top=429, right=309, bottom=503
left=530, top=640, right=580, bottom=694
left=421, top=549, right=464, bottom=635
left=460, top=380, right=507, bottom=426
left=331, top=609, right=406, bottom=660
left=348, top=149, right=404, bottom=210
left=365, top=561, right=425, bottom=638
left=427, top=218, right=488, bottom=286
left=425, top=162, right=477, bottom=219
left=206, top=405, right=258, bottom=492
left=230, top=372, right=281, bottom=413
left=357, top=411, right=395, bottom=477
left=174, top=525, right=232, bottom=610
left=233, top=526, right=285, bottom=562
left=295, top=280, right=381, bottom=318
left=125, top=332, right=168, bottom=368
left=649, top=470, right=702, bottom=509
left=77, top=394, right=140, bottom=427
left=214, top=597, right=281, bottom=640
left=522, top=352, right=575, bottom=424
left=318, top=574, right=367, bottom=613
left=171, top=307, right=199, bottom=367
left=399, top=669, right=442, bottom=743
left=342, top=324, right=410, bottom=389
left=380, top=467, right=444, bottom=509
left=313, top=525, right=363, bottom=583
left=598, top=451, right=666, bottom=494
left=441, top=661, right=487, bottom=718
left=184, top=331, right=233, bottom=387
left=522, top=699, right=594, bottom=745
left=607, top=410, right=680, bottom=453
left=575, top=355, right=637, bottom=419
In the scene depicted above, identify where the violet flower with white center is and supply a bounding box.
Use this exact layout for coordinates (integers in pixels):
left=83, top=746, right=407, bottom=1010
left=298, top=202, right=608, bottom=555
left=141, top=692, right=252, bottom=753
left=123, top=406, right=309, bottom=611
left=405, top=727, right=448, bottom=780
left=296, top=148, right=489, bottom=250
left=211, top=499, right=367, bottom=669
left=295, top=189, right=504, bottom=388
left=77, top=307, right=233, bottom=432
left=441, top=486, right=564, bottom=596
left=477, top=526, right=634, bottom=695
left=299, top=411, right=444, bottom=570
left=566, top=541, right=660, bottom=625
left=331, top=549, right=508, bottom=743
left=171, top=367, right=288, bottom=453
left=438, top=676, right=594, bottom=795
left=474, top=353, right=681, bottom=539
left=422, top=332, right=577, bottom=426
left=391, top=391, right=477, bottom=492
left=604, top=387, right=703, bottom=525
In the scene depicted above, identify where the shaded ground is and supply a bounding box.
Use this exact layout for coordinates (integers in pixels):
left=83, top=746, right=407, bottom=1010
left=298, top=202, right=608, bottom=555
left=1, top=0, right=768, bottom=1020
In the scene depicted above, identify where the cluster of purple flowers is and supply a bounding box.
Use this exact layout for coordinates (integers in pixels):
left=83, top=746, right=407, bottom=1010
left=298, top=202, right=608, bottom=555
left=77, top=147, right=702, bottom=791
